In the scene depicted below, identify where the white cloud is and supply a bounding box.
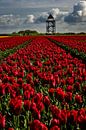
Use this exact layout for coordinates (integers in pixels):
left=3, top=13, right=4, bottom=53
left=73, top=1, right=86, bottom=17
left=0, top=14, right=35, bottom=27
left=64, top=0, right=86, bottom=23
left=0, top=14, right=21, bottom=26
left=25, top=15, right=35, bottom=23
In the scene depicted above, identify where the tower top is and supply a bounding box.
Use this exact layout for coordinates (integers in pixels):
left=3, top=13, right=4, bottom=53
left=47, top=14, right=54, bottom=19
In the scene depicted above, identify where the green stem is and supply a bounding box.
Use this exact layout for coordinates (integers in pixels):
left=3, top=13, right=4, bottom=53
left=24, top=116, right=27, bottom=129
left=13, top=115, right=20, bottom=130
left=17, top=116, right=20, bottom=129
left=27, top=111, right=29, bottom=129
left=13, top=115, right=16, bottom=129
left=0, top=102, right=2, bottom=111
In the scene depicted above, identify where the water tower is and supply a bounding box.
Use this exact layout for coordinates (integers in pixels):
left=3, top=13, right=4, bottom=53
left=46, top=14, right=56, bottom=34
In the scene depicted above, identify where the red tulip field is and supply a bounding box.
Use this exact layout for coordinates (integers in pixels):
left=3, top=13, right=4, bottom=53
left=48, top=35, right=86, bottom=53
left=0, top=35, right=86, bottom=130
left=0, top=36, right=32, bottom=51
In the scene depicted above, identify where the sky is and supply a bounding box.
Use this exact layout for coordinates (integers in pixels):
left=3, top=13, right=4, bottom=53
left=0, top=0, right=86, bottom=33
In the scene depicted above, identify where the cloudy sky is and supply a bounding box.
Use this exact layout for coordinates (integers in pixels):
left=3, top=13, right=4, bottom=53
left=0, top=0, right=86, bottom=33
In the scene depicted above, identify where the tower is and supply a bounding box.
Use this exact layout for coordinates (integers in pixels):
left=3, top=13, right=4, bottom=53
left=46, top=14, right=56, bottom=34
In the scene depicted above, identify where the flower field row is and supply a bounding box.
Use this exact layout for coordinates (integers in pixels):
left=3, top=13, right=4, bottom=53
left=0, top=36, right=86, bottom=130
left=0, top=36, right=32, bottom=51
left=48, top=35, right=86, bottom=53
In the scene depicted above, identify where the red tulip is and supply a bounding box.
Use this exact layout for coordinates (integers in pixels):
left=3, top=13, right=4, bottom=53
left=8, top=128, right=14, bottom=130
left=30, top=102, right=37, bottom=111
left=50, top=126, right=60, bottom=130
left=34, top=93, right=43, bottom=104
left=56, top=88, right=65, bottom=102
left=48, top=88, right=55, bottom=96
left=67, top=110, right=78, bottom=124
left=0, top=114, right=5, bottom=128
left=31, top=120, right=48, bottom=130
left=75, top=94, right=82, bottom=104
left=0, top=84, right=5, bottom=95
left=67, top=77, right=74, bottom=85
left=40, top=122, right=48, bottom=130
left=51, top=118, right=60, bottom=126
left=44, top=96, right=50, bottom=106
left=9, top=97, right=22, bottom=115
left=17, top=78, right=23, bottom=84
left=32, top=108, right=41, bottom=120
left=24, top=90, right=30, bottom=99
left=66, top=85, right=73, bottom=92
left=24, top=100, right=31, bottom=111
left=65, top=92, right=72, bottom=103
left=37, top=102, right=44, bottom=112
